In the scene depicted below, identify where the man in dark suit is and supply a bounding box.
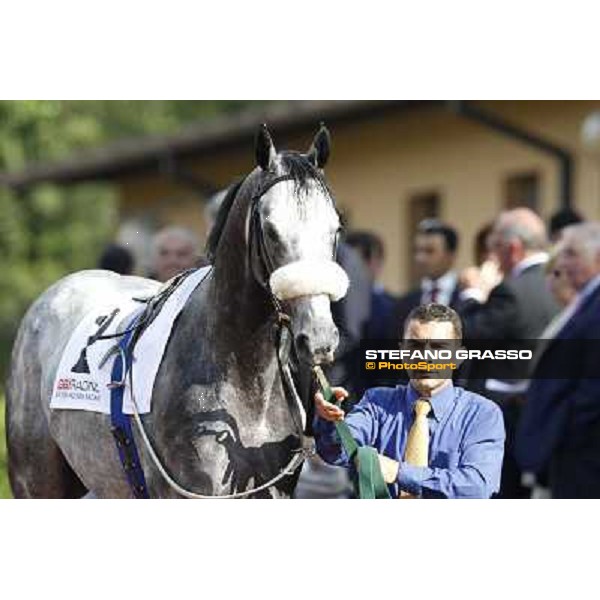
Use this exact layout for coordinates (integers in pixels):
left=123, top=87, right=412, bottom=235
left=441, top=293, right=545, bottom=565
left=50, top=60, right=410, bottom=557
left=516, top=222, right=600, bottom=498
left=458, top=208, right=559, bottom=498
left=394, top=219, right=462, bottom=333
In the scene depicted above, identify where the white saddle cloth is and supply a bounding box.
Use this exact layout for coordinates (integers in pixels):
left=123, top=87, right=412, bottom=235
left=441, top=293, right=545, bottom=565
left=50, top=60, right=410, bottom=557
left=50, top=267, right=212, bottom=415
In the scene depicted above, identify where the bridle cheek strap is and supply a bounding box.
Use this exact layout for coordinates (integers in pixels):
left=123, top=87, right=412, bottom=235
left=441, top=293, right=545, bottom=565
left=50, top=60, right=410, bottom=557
left=269, top=260, right=350, bottom=302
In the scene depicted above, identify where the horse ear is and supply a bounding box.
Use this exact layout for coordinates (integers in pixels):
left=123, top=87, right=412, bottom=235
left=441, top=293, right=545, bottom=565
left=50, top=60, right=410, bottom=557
left=255, top=123, right=277, bottom=170
left=306, top=123, right=331, bottom=169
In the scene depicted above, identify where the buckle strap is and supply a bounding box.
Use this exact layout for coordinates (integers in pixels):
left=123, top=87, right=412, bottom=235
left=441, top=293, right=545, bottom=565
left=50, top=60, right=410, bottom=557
left=109, top=319, right=149, bottom=499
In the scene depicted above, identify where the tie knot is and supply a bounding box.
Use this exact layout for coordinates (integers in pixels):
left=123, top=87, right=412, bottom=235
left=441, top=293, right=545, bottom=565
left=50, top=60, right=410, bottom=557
left=414, top=398, right=431, bottom=418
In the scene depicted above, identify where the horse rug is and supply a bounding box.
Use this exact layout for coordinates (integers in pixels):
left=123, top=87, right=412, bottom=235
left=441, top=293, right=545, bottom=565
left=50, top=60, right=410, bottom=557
left=50, top=267, right=212, bottom=415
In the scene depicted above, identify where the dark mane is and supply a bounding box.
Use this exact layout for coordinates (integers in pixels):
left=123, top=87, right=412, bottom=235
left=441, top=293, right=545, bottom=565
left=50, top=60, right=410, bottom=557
left=204, top=178, right=244, bottom=262
left=204, top=153, right=332, bottom=262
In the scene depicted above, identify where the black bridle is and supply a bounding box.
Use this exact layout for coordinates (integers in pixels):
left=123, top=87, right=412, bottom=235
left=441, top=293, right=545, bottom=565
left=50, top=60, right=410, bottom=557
left=246, top=172, right=340, bottom=322
left=247, top=174, right=297, bottom=319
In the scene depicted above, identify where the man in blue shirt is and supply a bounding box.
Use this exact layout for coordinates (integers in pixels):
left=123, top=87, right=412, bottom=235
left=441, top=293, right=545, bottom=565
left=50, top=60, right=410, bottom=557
left=314, top=304, right=505, bottom=498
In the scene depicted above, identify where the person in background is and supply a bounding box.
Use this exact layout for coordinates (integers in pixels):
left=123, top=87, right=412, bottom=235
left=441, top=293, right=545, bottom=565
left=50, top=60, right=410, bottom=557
left=393, top=219, right=462, bottom=334
left=464, top=222, right=502, bottom=305
left=150, top=226, right=200, bottom=282
left=474, top=222, right=495, bottom=267
left=516, top=222, right=600, bottom=498
left=459, top=208, right=558, bottom=339
left=98, top=243, right=135, bottom=275
left=458, top=207, right=558, bottom=498
left=345, top=230, right=397, bottom=340
left=544, top=242, right=578, bottom=312
left=548, top=207, right=583, bottom=243
left=520, top=242, right=578, bottom=498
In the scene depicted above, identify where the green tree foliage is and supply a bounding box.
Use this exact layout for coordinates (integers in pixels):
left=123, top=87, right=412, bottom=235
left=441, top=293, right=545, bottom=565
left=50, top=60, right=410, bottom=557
left=0, top=100, right=261, bottom=380
left=0, top=395, right=9, bottom=498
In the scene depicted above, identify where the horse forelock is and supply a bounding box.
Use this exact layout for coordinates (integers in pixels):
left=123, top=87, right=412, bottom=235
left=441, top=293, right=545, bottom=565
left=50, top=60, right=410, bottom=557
left=204, top=152, right=334, bottom=263
left=278, top=151, right=330, bottom=198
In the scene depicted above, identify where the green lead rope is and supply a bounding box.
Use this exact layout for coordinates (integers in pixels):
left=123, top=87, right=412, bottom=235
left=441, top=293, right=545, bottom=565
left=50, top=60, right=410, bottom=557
left=313, top=367, right=391, bottom=499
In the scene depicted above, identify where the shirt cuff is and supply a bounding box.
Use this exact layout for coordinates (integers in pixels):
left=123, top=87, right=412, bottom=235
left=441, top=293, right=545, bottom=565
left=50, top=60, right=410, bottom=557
left=459, top=288, right=485, bottom=303
left=397, top=462, right=432, bottom=497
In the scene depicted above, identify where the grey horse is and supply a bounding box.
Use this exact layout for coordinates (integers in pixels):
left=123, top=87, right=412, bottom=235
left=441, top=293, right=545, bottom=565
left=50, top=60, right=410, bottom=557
left=5, top=124, right=347, bottom=498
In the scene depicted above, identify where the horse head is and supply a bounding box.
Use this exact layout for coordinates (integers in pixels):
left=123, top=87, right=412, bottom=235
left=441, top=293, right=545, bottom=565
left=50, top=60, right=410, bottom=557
left=251, top=124, right=348, bottom=365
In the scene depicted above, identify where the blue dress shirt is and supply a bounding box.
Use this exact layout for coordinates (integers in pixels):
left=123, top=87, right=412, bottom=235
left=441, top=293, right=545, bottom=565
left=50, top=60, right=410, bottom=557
left=314, top=382, right=505, bottom=498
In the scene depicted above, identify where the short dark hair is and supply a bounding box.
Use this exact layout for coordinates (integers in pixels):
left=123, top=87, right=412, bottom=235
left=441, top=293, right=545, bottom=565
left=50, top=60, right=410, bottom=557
left=98, top=244, right=134, bottom=275
left=345, top=230, right=385, bottom=262
left=417, top=218, right=459, bottom=253
left=404, top=303, right=463, bottom=340
left=549, top=208, right=583, bottom=237
left=474, top=222, right=494, bottom=266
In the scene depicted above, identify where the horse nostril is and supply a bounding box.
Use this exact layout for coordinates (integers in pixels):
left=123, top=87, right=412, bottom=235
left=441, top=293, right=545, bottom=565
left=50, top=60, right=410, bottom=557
left=296, top=333, right=311, bottom=355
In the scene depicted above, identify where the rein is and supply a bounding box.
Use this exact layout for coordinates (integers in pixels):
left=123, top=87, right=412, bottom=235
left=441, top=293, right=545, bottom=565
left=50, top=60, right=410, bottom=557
left=314, top=366, right=390, bottom=499
left=122, top=311, right=311, bottom=499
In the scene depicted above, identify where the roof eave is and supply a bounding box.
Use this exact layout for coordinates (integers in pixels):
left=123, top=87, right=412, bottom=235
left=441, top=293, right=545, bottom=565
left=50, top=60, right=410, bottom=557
left=0, top=100, right=437, bottom=189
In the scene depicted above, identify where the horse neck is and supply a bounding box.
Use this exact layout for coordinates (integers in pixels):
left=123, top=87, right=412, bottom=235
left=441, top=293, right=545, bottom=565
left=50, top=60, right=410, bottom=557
left=210, top=221, right=273, bottom=339
left=186, top=194, right=280, bottom=391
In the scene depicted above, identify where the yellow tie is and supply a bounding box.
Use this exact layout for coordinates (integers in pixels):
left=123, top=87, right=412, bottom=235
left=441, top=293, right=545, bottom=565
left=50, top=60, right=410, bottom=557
left=399, top=398, right=431, bottom=499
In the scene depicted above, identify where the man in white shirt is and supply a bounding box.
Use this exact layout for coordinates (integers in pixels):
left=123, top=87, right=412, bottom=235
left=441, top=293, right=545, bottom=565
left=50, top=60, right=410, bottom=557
left=393, top=219, right=461, bottom=332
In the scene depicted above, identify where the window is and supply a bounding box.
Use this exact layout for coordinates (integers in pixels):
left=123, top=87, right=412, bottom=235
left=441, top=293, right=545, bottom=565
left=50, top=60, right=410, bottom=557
left=504, top=172, right=540, bottom=212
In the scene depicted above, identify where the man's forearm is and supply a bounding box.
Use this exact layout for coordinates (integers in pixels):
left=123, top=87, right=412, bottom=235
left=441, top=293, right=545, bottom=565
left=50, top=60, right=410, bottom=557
left=397, top=463, right=498, bottom=499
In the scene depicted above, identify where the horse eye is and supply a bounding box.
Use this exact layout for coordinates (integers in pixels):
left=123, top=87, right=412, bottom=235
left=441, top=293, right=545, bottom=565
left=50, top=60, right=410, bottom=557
left=264, top=222, right=280, bottom=243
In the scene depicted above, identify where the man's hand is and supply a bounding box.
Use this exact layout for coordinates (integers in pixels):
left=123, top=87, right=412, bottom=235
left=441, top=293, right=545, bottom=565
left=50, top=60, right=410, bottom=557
left=459, top=266, right=483, bottom=291
left=314, top=386, right=349, bottom=422
left=459, top=259, right=502, bottom=303
left=378, top=454, right=400, bottom=484
left=479, top=259, right=502, bottom=294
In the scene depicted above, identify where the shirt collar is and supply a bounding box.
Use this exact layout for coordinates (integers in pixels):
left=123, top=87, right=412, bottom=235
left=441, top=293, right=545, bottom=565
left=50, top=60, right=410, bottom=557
left=421, top=270, right=457, bottom=293
left=406, top=380, right=455, bottom=422
left=511, top=252, right=548, bottom=278
left=577, top=272, right=600, bottom=302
